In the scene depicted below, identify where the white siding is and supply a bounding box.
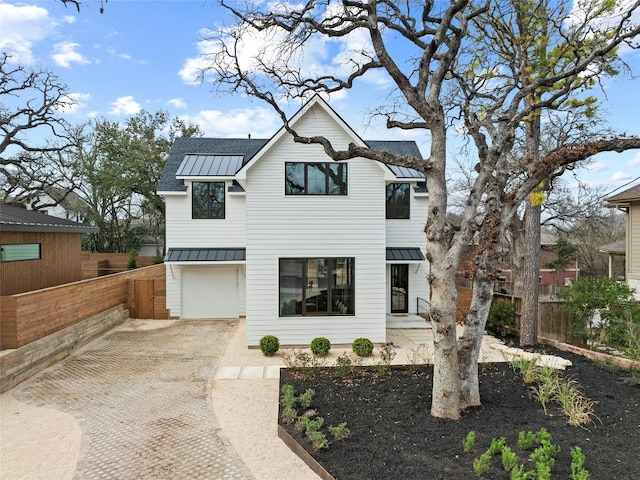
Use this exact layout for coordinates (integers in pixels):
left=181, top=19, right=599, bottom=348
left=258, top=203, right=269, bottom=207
left=164, top=181, right=246, bottom=248
left=244, top=104, right=387, bottom=346
left=385, top=190, right=428, bottom=248
left=165, top=263, right=182, bottom=317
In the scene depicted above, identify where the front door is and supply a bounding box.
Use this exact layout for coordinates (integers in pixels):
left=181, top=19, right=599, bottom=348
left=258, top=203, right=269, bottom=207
left=391, top=264, right=409, bottom=313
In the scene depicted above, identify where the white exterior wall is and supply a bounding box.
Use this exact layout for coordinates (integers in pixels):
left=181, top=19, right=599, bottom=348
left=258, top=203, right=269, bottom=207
left=244, top=104, right=387, bottom=346
left=628, top=202, right=640, bottom=300
left=385, top=191, right=430, bottom=312
left=164, top=181, right=247, bottom=318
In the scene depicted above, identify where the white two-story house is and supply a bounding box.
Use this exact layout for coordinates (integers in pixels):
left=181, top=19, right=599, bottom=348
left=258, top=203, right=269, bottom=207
left=158, top=96, right=430, bottom=346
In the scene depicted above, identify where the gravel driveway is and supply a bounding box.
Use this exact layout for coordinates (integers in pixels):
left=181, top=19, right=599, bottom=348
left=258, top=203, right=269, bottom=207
left=15, top=320, right=253, bottom=480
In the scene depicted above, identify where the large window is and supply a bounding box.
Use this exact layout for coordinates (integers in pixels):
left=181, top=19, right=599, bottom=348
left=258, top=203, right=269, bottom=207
left=285, top=162, right=347, bottom=195
left=386, top=183, right=410, bottom=219
left=192, top=182, right=225, bottom=219
left=279, top=257, right=354, bottom=316
left=1, top=243, right=41, bottom=262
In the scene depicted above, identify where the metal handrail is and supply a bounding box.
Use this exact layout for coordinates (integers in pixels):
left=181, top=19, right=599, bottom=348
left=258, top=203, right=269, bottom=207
left=416, top=296, right=430, bottom=319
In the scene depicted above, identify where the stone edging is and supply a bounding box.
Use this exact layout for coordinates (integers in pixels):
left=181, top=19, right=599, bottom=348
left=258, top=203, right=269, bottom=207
left=538, top=336, right=640, bottom=370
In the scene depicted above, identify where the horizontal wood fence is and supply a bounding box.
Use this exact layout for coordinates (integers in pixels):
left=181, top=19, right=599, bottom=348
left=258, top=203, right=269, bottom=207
left=81, top=252, right=159, bottom=278
left=1, top=264, right=168, bottom=350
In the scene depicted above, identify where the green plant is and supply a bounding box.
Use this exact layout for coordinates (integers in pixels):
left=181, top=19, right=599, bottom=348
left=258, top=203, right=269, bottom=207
left=327, top=422, right=351, bottom=441
left=570, top=446, right=590, bottom=480
left=517, top=430, right=537, bottom=450
left=501, top=446, right=517, bottom=472
left=307, top=430, right=330, bottom=450
left=352, top=337, right=374, bottom=357
left=462, top=431, right=476, bottom=454
left=530, top=368, right=559, bottom=415
left=473, top=451, right=492, bottom=476
left=310, top=337, right=331, bottom=357
left=259, top=335, right=280, bottom=356
left=282, top=349, right=326, bottom=378
left=297, top=388, right=315, bottom=409
left=510, top=357, right=539, bottom=384
left=280, top=384, right=298, bottom=423
left=127, top=250, right=138, bottom=269
left=489, top=437, right=506, bottom=455
left=334, top=353, right=353, bottom=377
left=378, top=343, right=396, bottom=364
left=558, top=277, right=637, bottom=347
left=487, top=299, right=516, bottom=335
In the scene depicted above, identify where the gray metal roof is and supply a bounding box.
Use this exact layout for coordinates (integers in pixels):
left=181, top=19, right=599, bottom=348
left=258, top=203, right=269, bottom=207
left=158, top=138, right=269, bottom=192
left=0, top=204, right=98, bottom=233
left=176, top=154, right=245, bottom=177
left=165, top=248, right=246, bottom=262
left=386, top=247, right=425, bottom=262
left=158, top=137, right=426, bottom=193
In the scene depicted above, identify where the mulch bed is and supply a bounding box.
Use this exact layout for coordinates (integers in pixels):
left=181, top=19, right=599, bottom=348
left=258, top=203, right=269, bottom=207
left=279, top=344, right=639, bottom=479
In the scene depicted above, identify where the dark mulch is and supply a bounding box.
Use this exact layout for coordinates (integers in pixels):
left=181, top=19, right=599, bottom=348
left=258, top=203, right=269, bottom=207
left=279, top=344, right=640, bottom=480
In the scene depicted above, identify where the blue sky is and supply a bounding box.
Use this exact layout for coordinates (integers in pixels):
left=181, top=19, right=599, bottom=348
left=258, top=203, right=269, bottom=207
left=1, top=0, right=639, bottom=191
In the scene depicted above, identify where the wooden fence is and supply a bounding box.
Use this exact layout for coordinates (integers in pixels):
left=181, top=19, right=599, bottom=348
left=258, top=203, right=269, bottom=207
left=81, top=252, right=159, bottom=278
left=455, top=286, right=576, bottom=344
left=0, top=264, right=168, bottom=349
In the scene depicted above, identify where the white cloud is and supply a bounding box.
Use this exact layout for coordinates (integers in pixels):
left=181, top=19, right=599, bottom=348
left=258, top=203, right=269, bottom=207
left=52, top=42, right=90, bottom=68
left=63, top=15, right=76, bottom=24
left=109, top=96, right=141, bottom=116
left=0, top=2, right=54, bottom=64
left=627, top=152, right=640, bottom=167
left=584, top=161, right=608, bottom=172
left=611, top=171, right=632, bottom=182
left=56, top=92, right=92, bottom=114
left=187, top=107, right=280, bottom=137
left=168, top=98, right=187, bottom=109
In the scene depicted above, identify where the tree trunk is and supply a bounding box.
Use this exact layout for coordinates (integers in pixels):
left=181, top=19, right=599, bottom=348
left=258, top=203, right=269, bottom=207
left=520, top=200, right=541, bottom=346
left=428, top=267, right=461, bottom=420
left=458, top=268, right=495, bottom=408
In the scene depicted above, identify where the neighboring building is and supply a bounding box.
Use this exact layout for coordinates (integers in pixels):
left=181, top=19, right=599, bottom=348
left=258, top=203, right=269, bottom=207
left=158, top=95, right=430, bottom=346
left=19, top=186, right=86, bottom=222
left=0, top=204, right=98, bottom=295
left=605, top=183, right=640, bottom=300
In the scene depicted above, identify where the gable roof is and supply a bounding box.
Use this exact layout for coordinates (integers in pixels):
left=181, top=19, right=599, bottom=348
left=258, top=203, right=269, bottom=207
left=158, top=138, right=268, bottom=192
left=0, top=204, right=98, bottom=233
left=605, top=183, right=640, bottom=206
left=159, top=97, right=426, bottom=193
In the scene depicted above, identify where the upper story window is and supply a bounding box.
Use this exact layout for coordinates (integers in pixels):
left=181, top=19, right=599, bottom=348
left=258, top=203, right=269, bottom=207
left=386, top=183, right=410, bottom=219
left=285, top=162, right=347, bottom=195
left=192, top=182, right=225, bottom=219
left=1, top=243, right=41, bottom=262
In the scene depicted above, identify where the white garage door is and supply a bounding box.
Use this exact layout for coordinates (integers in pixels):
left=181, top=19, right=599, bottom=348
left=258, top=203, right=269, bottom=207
left=181, top=266, right=238, bottom=319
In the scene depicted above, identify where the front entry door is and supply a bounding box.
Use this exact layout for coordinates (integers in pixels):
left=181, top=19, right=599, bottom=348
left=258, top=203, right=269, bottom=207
left=391, top=264, right=409, bottom=313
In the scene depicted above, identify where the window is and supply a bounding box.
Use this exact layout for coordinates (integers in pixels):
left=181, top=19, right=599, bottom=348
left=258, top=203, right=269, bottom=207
left=1, top=243, right=41, bottom=262
left=279, top=257, right=354, bottom=316
left=386, top=183, right=410, bottom=219
left=285, top=162, right=347, bottom=195
left=192, top=182, right=225, bottom=219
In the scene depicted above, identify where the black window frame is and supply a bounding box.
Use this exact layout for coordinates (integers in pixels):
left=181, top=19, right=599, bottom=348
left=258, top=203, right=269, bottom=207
left=285, top=162, right=348, bottom=196
left=192, top=181, right=226, bottom=219
left=279, top=257, right=355, bottom=316
left=386, top=182, right=411, bottom=219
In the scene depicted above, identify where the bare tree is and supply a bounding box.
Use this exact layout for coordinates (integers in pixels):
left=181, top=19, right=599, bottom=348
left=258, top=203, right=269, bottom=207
left=205, top=0, right=640, bottom=419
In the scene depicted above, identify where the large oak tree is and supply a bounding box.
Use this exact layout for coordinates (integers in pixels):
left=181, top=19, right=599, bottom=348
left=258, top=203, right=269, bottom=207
left=203, top=0, right=640, bottom=419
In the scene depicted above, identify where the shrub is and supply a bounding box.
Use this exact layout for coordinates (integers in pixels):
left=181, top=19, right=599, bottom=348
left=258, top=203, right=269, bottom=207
left=259, top=335, right=280, bottom=356
left=310, top=337, right=331, bottom=357
left=462, top=431, right=476, bottom=454
left=487, top=299, right=516, bottom=335
left=352, top=337, right=374, bottom=357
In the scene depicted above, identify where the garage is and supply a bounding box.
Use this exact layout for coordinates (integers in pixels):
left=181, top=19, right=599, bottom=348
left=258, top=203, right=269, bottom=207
left=181, top=266, right=239, bottom=319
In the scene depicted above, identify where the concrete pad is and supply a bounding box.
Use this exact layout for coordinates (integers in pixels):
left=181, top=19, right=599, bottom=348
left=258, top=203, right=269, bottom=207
left=265, top=366, right=281, bottom=379
left=215, top=366, right=242, bottom=380
left=240, top=366, right=265, bottom=379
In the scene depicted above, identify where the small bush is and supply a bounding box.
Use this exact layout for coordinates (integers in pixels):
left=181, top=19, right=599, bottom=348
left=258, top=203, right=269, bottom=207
left=487, top=299, right=516, bottom=335
left=462, top=431, right=476, bottom=454
left=259, top=335, right=280, bottom=356
left=352, top=337, right=374, bottom=357
left=310, top=337, right=331, bottom=357
left=328, top=422, right=351, bottom=441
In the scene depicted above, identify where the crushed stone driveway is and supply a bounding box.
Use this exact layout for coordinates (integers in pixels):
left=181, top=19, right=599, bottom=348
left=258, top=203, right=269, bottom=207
left=15, top=320, right=253, bottom=480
